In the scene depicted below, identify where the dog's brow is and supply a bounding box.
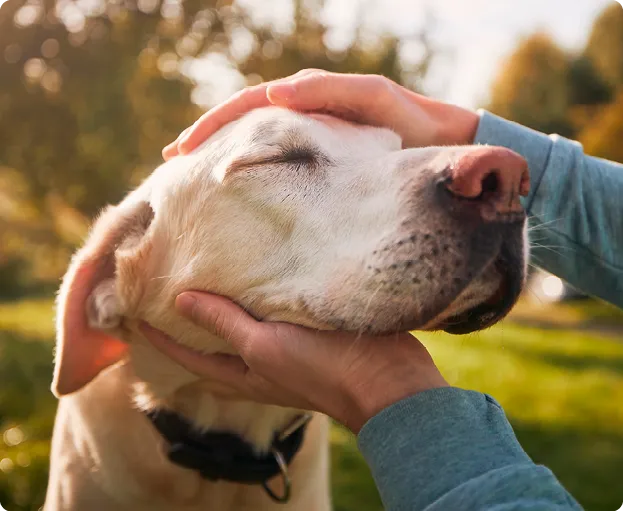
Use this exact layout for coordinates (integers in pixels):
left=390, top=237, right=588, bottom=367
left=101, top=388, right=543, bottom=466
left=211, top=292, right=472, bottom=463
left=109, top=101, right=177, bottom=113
left=249, top=119, right=284, bottom=144
left=233, top=121, right=331, bottom=169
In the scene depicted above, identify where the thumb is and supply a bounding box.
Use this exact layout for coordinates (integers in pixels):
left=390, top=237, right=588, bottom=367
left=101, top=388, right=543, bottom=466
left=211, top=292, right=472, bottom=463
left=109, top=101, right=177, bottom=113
left=175, top=292, right=272, bottom=360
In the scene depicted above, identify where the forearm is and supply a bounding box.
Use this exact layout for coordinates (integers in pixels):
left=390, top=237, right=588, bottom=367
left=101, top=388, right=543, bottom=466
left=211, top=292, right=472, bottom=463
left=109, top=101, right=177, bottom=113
left=473, top=111, right=623, bottom=308
left=358, top=388, right=582, bottom=511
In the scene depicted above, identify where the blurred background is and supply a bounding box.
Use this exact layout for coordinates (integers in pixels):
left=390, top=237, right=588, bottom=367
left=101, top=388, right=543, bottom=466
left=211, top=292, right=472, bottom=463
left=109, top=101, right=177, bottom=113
left=1, top=0, right=623, bottom=509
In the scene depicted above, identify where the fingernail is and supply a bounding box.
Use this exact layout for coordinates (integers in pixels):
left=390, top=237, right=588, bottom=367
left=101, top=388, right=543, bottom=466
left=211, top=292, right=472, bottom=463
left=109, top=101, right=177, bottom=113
left=176, top=293, right=198, bottom=320
left=267, top=84, right=296, bottom=101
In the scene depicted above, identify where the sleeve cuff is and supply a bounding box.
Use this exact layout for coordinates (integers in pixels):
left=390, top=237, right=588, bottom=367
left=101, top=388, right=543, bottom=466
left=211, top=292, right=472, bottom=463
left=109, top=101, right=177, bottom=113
left=357, top=387, right=533, bottom=510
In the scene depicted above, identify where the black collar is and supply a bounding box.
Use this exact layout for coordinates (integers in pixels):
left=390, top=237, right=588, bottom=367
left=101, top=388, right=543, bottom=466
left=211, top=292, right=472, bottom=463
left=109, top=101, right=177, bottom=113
left=144, top=409, right=310, bottom=503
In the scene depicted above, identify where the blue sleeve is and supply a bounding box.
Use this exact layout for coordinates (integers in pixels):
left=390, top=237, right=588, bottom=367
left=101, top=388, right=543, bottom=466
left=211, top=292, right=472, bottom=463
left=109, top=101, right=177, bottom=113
left=357, top=388, right=582, bottom=511
left=474, top=111, right=623, bottom=309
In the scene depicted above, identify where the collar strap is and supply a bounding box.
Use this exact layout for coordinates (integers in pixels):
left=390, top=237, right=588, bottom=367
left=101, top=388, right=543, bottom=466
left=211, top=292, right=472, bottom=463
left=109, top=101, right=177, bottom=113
left=144, top=409, right=311, bottom=503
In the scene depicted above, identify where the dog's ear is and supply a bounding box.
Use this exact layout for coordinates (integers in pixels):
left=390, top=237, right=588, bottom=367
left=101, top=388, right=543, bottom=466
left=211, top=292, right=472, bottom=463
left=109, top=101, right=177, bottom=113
left=52, top=200, right=155, bottom=397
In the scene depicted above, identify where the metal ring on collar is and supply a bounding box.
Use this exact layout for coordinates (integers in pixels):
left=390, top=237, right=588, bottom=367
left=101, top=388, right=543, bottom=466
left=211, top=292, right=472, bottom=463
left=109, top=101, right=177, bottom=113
left=262, top=447, right=291, bottom=503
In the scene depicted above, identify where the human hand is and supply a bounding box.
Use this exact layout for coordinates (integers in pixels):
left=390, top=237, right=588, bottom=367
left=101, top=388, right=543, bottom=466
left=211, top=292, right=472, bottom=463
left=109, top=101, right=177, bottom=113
left=139, top=292, right=449, bottom=433
left=162, top=70, right=480, bottom=160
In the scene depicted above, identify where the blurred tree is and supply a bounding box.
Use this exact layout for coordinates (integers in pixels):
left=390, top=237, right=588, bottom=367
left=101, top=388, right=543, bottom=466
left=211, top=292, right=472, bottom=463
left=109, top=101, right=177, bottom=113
left=0, top=0, right=430, bottom=218
left=0, top=0, right=203, bottom=217
left=487, top=33, right=573, bottom=136
left=566, top=55, right=612, bottom=107
left=584, top=2, right=623, bottom=90
left=0, top=2, right=435, bottom=504
left=0, top=0, right=434, bottom=300
left=487, top=22, right=616, bottom=143
left=565, top=55, right=613, bottom=137
left=578, top=90, right=623, bottom=163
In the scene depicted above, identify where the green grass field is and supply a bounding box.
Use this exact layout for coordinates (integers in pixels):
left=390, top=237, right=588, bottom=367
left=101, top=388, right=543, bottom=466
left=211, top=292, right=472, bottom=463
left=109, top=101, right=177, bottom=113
left=1, top=298, right=622, bottom=511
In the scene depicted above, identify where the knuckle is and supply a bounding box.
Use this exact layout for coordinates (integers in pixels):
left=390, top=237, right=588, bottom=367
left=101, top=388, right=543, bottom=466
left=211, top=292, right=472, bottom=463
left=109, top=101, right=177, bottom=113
left=301, top=69, right=331, bottom=85
left=231, top=85, right=257, bottom=102
left=299, top=67, right=323, bottom=76
left=314, top=70, right=332, bottom=81
left=272, top=322, right=299, bottom=345
left=372, top=76, right=397, bottom=107
left=246, top=372, right=272, bottom=393
left=235, top=328, right=261, bottom=361
left=371, top=74, right=392, bottom=94
left=236, top=337, right=254, bottom=360
left=209, top=309, right=230, bottom=337
left=232, top=88, right=250, bottom=100
left=242, top=83, right=260, bottom=93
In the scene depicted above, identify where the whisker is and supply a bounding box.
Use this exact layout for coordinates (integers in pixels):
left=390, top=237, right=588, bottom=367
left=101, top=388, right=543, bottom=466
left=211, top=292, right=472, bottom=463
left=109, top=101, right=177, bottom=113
left=527, top=216, right=566, bottom=231
left=529, top=243, right=575, bottom=259
left=530, top=243, right=574, bottom=251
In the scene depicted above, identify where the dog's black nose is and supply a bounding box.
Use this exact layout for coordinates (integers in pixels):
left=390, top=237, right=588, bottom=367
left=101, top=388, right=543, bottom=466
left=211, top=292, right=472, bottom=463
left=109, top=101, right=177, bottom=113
left=443, top=147, right=530, bottom=222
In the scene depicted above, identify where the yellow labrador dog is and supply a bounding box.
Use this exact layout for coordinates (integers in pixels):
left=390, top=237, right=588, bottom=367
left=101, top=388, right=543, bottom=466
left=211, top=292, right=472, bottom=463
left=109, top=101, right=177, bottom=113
left=45, top=106, right=529, bottom=511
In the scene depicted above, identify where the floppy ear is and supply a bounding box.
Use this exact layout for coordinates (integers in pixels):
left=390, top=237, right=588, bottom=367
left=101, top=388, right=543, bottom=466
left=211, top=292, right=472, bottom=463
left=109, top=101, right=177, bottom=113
left=53, top=200, right=154, bottom=397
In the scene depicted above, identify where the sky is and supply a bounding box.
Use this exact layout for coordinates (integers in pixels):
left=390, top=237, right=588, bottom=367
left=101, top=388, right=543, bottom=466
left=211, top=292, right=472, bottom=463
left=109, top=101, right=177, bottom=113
left=199, top=0, right=620, bottom=110
left=322, top=0, right=619, bottom=109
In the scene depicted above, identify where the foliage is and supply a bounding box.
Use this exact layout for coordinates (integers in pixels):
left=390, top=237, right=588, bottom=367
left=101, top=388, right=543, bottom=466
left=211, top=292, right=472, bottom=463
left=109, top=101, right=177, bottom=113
left=0, top=0, right=431, bottom=296
left=488, top=33, right=574, bottom=137
left=584, top=3, right=623, bottom=89
left=0, top=2, right=434, bottom=508
left=1, top=298, right=623, bottom=510
left=578, top=89, right=623, bottom=163
left=487, top=5, right=623, bottom=159
left=2, top=1, right=623, bottom=510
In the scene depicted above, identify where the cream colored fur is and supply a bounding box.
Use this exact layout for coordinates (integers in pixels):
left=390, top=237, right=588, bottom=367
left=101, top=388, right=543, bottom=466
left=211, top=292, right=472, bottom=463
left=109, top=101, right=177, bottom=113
left=46, top=107, right=527, bottom=510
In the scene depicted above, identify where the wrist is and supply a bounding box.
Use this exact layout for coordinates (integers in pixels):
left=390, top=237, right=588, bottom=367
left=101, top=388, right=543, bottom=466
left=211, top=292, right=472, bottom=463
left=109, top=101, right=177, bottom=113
left=342, top=373, right=450, bottom=434
left=423, top=98, right=480, bottom=146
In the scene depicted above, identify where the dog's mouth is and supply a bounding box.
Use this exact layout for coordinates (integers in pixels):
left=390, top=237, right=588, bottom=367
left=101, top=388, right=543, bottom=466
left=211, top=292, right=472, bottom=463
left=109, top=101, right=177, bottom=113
left=436, top=244, right=524, bottom=334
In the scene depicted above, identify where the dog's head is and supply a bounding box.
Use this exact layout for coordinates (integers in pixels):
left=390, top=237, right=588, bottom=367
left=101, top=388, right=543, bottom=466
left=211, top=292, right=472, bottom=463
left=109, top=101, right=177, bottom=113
left=53, top=106, right=529, bottom=399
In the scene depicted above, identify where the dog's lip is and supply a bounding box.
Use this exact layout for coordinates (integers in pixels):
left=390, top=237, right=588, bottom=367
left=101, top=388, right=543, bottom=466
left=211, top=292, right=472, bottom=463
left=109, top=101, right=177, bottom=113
left=440, top=257, right=521, bottom=334
left=437, top=283, right=506, bottom=333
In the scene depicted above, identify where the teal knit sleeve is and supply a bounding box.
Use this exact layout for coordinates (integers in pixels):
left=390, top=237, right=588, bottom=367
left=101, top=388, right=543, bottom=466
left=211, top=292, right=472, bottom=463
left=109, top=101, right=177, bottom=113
left=474, top=111, right=623, bottom=309
left=357, top=388, right=582, bottom=511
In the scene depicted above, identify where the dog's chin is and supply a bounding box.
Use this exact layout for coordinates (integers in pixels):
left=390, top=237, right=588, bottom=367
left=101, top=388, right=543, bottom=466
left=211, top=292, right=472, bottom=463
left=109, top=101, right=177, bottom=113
left=434, top=281, right=516, bottom=334
left=423, top=263, right=523, bottom=335
left=366, top=252, right=524, bottom=335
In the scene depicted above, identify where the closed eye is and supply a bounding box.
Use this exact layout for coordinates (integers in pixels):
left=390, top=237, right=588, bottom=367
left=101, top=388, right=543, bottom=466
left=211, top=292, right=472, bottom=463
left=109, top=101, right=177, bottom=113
left=279, top=145, right=323, bottom=166
left=226, top=144, right=331, bottom=175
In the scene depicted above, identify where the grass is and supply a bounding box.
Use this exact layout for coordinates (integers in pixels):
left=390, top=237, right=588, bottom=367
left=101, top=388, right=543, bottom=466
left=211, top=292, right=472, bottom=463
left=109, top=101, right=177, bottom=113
left=1, top=297, right=622, bottom=511
left=509, top=296, right=623, bottom=331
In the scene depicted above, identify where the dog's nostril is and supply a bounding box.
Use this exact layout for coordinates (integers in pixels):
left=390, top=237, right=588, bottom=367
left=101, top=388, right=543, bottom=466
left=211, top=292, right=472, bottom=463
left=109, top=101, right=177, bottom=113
left=442, top=147, right=528, bottom=221
left=481, top=171, right=499, bottom=195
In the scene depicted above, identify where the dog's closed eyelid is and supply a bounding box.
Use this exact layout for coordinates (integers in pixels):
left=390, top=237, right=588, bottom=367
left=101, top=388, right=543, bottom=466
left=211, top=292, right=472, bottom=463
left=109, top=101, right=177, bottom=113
left=226, top=145, right=328, bottom=174
left=278, top=146, right=321, bottom=164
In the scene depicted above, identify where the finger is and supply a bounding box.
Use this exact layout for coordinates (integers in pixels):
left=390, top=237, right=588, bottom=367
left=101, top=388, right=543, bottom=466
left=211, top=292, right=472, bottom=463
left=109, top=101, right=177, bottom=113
left=139, top=321, right=252, bottom=380
left=175, top=69, right=321, bottom=155
left=175, top=292, right=268, bottom=358
left=162, top=127, right=191, bottom=160
left=177, top=86, right=272, bottom=154
left=162, top=141, right=178, bottom=161
left=267, top=72, right=390, bottom=115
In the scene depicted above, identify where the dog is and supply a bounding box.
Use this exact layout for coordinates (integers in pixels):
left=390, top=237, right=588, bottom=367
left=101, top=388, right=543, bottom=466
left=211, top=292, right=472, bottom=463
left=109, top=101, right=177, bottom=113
left=45, top=106, right=529, bottom=510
